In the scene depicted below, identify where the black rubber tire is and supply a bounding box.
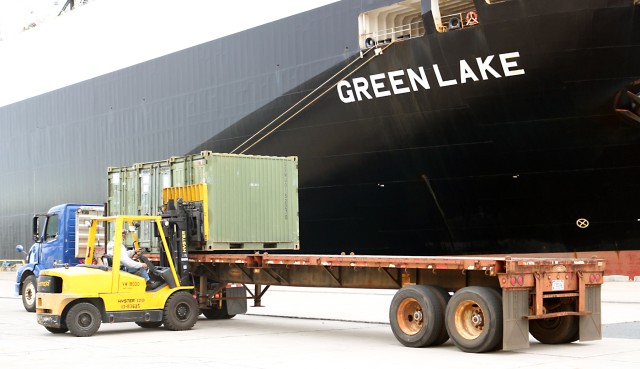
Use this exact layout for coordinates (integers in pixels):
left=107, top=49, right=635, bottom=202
left=365, top=37, right=375, bottom=48
left=445, top=286, right=503, bottom=353
left=488, top=288, right=504, bottom=350
left=136, top=321, right=163, bottom=328
left=163, top=291, right=199, bottom=331
left=389, top=285, right=447, bottom=348
left=66, top=302, right=102, bottom=337
left=448, top=16, right=461, bottom=30
left=21, top=275, right=37, bottom=312
left=429, top=286, right=452, bottom=346
left=201, top=307, right=235, bottom=320
left=45, top=326, right=69, bottom=334
left=529, top=302, right=579, bottom=344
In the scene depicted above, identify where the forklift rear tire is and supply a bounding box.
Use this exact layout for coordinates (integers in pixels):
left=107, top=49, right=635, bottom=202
left=21, top=275, right=37, bottom=312
left=136, top=321, right=163, bottom=328
left=163, top=291, right=199, bottom=331
left=66, top=302, right=102, bottom=337
left=45, top=326, right=69, bottom=334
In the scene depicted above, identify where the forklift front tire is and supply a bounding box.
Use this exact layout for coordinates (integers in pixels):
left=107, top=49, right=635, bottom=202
left=163, top=291, right=199, bottom=331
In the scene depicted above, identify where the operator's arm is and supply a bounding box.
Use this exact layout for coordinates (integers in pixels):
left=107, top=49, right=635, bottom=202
left=119, top=245, right=145, bottom=269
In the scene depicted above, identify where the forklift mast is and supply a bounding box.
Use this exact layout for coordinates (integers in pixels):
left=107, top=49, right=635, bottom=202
left=161, top=199, right=205, bottom=286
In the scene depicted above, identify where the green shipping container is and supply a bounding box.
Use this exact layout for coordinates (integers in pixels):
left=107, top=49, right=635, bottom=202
left=107, top=151, right=299, bottom=252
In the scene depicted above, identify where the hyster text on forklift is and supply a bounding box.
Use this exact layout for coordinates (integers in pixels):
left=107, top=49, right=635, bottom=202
left=34, top=151, right=606, bottom=352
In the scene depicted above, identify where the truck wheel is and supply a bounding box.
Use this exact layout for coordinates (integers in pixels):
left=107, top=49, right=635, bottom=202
left=445, top=286, right=503, bottom=353
left=21, top=275, right=37, bottom=312
left=66, top=302, right=102, bottom=337
left=136, top=321, right=163, bottom=328
left=389, top=285, right=447, bottom=347
left=45, top=326, right=69, bottom=334
left=163, top=291, right=199, bottom=331
left=529, top=302, right=579, bottom=344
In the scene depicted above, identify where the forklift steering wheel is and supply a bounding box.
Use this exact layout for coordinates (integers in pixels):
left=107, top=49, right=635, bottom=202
left=137, top=250, right=159, bottom=276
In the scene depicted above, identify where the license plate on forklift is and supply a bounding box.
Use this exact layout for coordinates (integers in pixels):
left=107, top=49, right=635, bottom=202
left=551, top=279, right=565, bottom=291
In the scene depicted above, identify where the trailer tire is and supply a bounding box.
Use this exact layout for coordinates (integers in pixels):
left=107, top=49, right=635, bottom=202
left=445, top=286, right=503, bottom=353
left=389, top=285, right=447, bottom=347
left=430, top=286, right=452, bottom=346
left=45, top=326, right=69, bottom=334
left=22, top=275, right=37, bottom=312
left=136, top=321, right=163, bottom=328
left=163, top=291, right=199, bottom=331
left=66, top=302, right=102, bottom=337
left=529, top=302, right=579, bottom=344
left=201, top=307, right=235, bottom=320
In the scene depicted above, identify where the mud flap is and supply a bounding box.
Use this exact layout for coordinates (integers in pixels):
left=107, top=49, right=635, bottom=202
left=579, top=285, right=602, bottom=341
left=502, top=289, right=530, bottom=351
left=226, top=286, right=248, bottom=315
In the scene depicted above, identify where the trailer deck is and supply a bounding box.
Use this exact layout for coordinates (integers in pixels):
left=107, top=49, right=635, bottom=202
left=187, top=252, right=605, bottom=352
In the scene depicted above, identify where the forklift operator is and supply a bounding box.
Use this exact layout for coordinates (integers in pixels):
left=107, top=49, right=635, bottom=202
left=106, top=231, right=150, bottom=282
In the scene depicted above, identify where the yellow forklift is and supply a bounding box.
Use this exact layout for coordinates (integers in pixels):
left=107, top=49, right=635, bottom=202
left=36, top=212, right=198, bottom=336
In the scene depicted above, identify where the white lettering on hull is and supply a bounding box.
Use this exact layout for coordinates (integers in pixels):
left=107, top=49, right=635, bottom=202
left=337, top=51, right=525, bottom=104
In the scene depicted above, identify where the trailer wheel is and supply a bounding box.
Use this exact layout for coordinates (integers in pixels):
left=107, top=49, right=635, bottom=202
left=430, top=286, right=452, bottom=346
left=445, top=286, right=503, bottom=353
left=163, top=291, right=199, bottom=331
left=136, top=321, right=163, bottom=328
left=45, top=326, right=69, bottom=334
left=21, top=275, right=37, bottom=312
left=66, top=302, right=102, bottom=337
left=389, top=285, right=447, bottom=347
left=529, top=302, right=579, bottom=344
left=201, top=307, right=235, bottom=320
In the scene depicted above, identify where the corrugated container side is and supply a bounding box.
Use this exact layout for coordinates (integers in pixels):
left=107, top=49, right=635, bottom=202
left=204, top=153, right=299, bottom=250
left=108, top=159, right=171, bottom=250
left=107, top=151, right=299, bottom=252
left=136, top=159, right=173, bottom=249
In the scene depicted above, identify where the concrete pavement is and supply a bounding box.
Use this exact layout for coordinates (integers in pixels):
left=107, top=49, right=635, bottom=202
left=1, top=271, right=638, bottom=369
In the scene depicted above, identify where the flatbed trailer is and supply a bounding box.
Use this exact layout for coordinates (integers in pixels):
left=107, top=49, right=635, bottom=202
left=187, top=252, right=605, bottom=353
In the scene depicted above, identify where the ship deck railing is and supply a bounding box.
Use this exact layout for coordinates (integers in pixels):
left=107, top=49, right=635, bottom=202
left=361, top=21, right=425, bottom=47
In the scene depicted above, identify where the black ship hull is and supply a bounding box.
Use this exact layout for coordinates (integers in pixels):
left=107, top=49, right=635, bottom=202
left=201, top=1, right=640, bottom=259
left=2, top=0, right=640, bottom=274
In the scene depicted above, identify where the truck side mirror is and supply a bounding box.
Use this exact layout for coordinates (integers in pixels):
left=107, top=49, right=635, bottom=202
left=16, top=244, right=24, bottom=254
left=32, top=216, right=42, bottom=242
